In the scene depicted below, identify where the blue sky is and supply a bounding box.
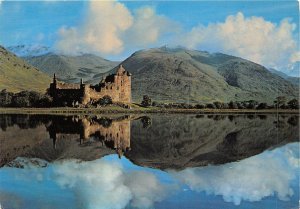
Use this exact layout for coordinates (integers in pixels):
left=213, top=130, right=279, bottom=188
left=0, top=1, right=299, bottom=75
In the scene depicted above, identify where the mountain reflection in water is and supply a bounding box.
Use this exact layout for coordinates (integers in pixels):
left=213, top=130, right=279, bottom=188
left=0, top=114, right=298, bottom=169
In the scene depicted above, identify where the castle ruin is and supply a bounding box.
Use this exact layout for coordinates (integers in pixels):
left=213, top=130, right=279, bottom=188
left=49, top=65, right=131, bottom=106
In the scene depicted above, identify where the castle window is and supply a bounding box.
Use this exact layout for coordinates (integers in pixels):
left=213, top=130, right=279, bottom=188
left=106, top=86, right=108, bottom=89
left=111, top=86, right=112, bottom=89
left=117, top=87, right=119, bottom=90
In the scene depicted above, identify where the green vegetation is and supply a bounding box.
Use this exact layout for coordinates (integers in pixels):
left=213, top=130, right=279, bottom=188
left=0, top=89, right=52, bottom=107
left=141, top=95, right=152, bottom=107
left=149, top=98, right=299, bottom=110
left=97, top=95, right=113, bottom=106
left=0, top=46, right=51, bottom=93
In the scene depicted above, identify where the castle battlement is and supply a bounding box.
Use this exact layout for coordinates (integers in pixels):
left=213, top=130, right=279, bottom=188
left=49, top=65, right=131, bottom=106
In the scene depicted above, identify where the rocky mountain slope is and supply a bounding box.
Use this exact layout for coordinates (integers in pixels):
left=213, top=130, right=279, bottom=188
left=268, top=68, right=299, bottom=86
left=0, top=46, right=51, bottom=93
left=111, top=47, right=298, bottom=103
left=24, top=53, right=120, bottom=83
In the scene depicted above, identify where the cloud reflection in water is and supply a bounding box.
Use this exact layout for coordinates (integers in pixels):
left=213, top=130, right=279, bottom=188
left=170, top=142, right=299, bottom=205
left=0, top=143, right=298, bottom=209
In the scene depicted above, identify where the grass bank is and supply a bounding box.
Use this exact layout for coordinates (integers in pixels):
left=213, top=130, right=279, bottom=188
left=0, top=106, right=298, bottom=115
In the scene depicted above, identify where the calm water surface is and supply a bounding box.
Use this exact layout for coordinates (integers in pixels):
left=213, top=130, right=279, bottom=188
left=0, top=114, right=299, bottom=209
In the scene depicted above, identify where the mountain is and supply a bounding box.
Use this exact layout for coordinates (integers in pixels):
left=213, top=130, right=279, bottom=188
left=0, top=46, right=51, bottom=93
left=268, top=68, right=299, bottom=86
left=108, top=47, right=298, bottom=103
left=24, top=53, right=120, bottom=83
left=7, top=45, right=51, bottom=57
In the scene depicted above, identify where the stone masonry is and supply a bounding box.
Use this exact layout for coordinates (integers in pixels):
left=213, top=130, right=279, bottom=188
left=49, top=65, right=131, bottom=106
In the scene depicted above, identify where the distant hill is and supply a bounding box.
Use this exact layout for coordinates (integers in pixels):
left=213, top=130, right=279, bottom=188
left=268, top=68, right=299, bottom=86
left=7, top=45, right=51, bottom=57
left=108, top=47, right=298, bottom=103
left=24, top=53, right=120, bottom=83
left=0, top=46, right=51, bottom=93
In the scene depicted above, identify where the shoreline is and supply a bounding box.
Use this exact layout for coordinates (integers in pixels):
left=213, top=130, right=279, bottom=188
left=0, top=107, right=298, bottom=115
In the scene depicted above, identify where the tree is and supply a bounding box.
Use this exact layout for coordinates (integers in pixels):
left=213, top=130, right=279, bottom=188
left=228, top=101, right=238, bottom=109
left=0, top=89, right=14, bottom=107
left=36, top=95, right=53, bottom=107
left=141, top=95, right=152, bottom=107
left=213, top=101, right=223, bottom=109
left=206, top=103, right=216, bottom=109
left=257, top=103, right=268, bottom=110
left=195, top=104, right=205, bottom=109
left=274, top=96, right=286, bottom=108
left=246, top=100, right=258, bottom=109
left=287, top=99, right=299, bottom=109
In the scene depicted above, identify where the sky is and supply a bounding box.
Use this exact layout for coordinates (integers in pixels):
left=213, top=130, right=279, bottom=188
left=0, top=0, right=299, bottom=76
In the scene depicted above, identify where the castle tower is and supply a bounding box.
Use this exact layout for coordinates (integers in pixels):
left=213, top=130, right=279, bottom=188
left=117, top=64, right=126, bottom=75
left=53, top=73, right=57, bottom=86
left=114, top=65, right=131, bottom=103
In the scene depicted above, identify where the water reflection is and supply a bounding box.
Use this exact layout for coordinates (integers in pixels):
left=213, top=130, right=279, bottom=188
left=48, top=115, right=131, bottom=158
left=0, top=143, right=298, bottom=209
left=128, top=114, right=298, bottom=169
left=0, top=114, right=298, bottom=169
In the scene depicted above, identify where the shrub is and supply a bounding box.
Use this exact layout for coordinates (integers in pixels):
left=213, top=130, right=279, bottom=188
left=287, top=99, right=299, bottom=109
left=141, top=95, right=152, bottom=107
left=98, top=95, right=113, bottom=106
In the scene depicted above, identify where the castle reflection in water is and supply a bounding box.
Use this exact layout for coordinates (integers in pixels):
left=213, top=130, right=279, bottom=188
left=47, top=115, right=131, bottom=158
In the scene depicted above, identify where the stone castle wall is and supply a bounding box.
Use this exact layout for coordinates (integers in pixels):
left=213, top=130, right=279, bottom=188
left=49, top=65, right=131, bottom=106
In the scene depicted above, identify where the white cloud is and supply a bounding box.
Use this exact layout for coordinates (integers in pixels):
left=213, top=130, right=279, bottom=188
left=290, top=51, right=300, bottom=63
left=55, top=2, right=175, bottom=56
left=123, top=6, right=179, bottom=48
left=179, top=12, right=298, bottom=71
left=170, top=142, right=299, bottom=205
left=55, top=1, right=133, bottom=55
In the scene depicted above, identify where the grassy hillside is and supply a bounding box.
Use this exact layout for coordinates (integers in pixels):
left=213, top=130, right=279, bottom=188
left=25, top=53, right=120, bottom=83
left=0, top=46, right=51, bottom=93
left=110, top=47, right=298, bottom=103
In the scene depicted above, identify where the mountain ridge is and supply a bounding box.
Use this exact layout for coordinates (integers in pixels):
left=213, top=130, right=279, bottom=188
left=24, top=53, right=120, bottom=83
left=110, top=47, right=298, bottom=103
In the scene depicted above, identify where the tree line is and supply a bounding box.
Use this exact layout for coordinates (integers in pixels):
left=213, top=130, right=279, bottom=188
left=0, top=89, right=298, bottom=109
left=0, top=89, right=52, bottom=107
left=141, top=95, right=299, bottom=109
